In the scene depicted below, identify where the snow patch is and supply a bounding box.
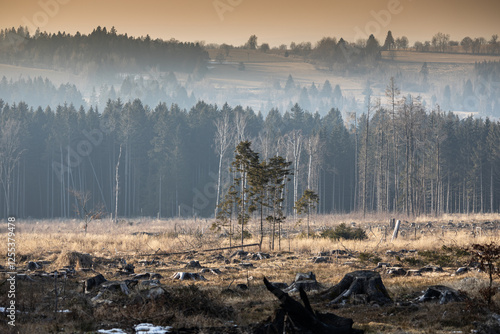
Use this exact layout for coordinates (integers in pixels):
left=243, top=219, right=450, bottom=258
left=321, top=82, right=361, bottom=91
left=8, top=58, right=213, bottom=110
left=135, top=323, right=173, bottom=333
left=97, top=329, right=127, bottom=334
left=98, top=323, right=172, bottom=334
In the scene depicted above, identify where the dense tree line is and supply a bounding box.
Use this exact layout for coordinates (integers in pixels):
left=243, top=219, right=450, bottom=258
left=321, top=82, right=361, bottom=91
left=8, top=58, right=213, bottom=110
left=0, top=83, right=499, bottom=219
left=240, top=31, right=498, bottom=73
left=0, top=76, right=84, bottom=108
left=475, top=61, right=500, bottom=80
left=0, top=26, right=208, bottom=78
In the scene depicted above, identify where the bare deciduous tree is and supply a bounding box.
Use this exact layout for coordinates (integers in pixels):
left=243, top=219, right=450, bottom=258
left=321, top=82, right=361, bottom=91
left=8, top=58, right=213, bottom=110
left=305, top=133, right=321, bottom=191
left=287, top=130, right=303, bottom=218
left=114, top=144, right=122, bottom=223
left=70, top=189, right=104, bottom=235
left=235, top=110, right=247, bottom=142
left=0, top=119, right=25, bottom=215
left=214, top=112, right=233, bottom=217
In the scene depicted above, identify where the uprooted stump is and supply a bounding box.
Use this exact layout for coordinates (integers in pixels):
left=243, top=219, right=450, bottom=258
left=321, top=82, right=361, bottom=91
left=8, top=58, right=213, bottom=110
left=416, top=285, right=468, bottom=304
left=258, top=277, right=364, bottom=334
left=322, top=270, right=392, bottom=306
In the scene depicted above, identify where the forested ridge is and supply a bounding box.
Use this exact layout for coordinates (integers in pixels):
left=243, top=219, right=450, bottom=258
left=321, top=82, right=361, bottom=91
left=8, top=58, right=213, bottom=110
left=0, top=26, right=208, bottom=77
left=0, top=86, right=499, bottom=219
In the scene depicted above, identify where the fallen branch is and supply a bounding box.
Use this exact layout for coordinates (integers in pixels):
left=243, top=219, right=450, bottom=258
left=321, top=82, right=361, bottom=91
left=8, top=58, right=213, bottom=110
left=142, top=243, right=260, bottom=256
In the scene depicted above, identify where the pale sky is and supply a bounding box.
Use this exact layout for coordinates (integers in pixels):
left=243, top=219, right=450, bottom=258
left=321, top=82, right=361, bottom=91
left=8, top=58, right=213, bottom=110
left=1, top=0, right=498, bottom=46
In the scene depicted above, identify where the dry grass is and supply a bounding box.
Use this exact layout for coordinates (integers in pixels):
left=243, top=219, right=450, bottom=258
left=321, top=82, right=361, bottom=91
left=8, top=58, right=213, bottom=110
left=55, top=251, right=93, bottom=269
left=2, top=213, right=500, bottom=333
left=4, top=212, right=500, bottom=263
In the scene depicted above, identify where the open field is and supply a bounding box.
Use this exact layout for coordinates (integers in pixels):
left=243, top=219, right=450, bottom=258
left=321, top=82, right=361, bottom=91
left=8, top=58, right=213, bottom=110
left=380, top=51, right=500, bottom=64
left=0, top=63, right=84, bottom=86
left=2, top=214, right=500, bottom=333
left=207, top=49, right=294, bottom=64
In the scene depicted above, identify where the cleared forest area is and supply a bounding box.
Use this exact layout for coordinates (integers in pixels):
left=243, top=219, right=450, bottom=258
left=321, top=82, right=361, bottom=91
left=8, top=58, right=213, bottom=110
left=1, top=213, right=500, bottom=333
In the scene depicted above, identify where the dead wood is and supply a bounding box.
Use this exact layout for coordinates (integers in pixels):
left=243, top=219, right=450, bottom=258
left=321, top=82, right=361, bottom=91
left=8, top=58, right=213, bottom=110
left=322, top=270, right=392, bottom=306
left=260, top=277, right=364, bottom=334
left=143, top=243, right=260, bottom=256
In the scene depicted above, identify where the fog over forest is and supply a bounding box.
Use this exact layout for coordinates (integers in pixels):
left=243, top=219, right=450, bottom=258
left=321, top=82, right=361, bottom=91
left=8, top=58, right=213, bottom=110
left=0, top=26, right=499, bottom=219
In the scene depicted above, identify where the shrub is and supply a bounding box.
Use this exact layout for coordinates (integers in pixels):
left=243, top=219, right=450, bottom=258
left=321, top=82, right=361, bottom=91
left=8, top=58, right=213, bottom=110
left=358, top=252, right=381, bottom=264
left=418, top=250, right=454, bottom=267
left=320, top=223, right=368, bottom=241
left=402, top=257, right=424, bottom=267
left=465, top=242, right=500, bottom=305
left=235, top=230, right=252, bottom=240
left=297, top=231, right=318, bottom=239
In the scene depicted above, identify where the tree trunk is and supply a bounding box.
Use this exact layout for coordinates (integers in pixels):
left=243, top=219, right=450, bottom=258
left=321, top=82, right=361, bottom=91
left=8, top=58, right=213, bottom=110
left=114, top=144, right=122, bottom=223
left=491, top=165, right=494, bottom=213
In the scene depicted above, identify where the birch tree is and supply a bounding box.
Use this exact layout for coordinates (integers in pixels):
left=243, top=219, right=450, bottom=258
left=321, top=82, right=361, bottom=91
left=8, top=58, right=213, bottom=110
left=288, top=130, right=303, bottom=218
left=214, top=112, right=233, bottom=217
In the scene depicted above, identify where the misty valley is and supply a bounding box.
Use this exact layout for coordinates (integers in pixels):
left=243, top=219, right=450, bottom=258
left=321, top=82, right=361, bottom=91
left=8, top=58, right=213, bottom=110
left=0, top=24, right=500, bottom=334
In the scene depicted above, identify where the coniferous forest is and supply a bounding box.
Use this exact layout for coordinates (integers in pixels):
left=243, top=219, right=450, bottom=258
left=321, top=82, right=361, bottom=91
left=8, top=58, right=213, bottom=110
left=1, top=26, right=500, bottom=219
left=0, top=26, right=208, bottom=77
left=0, top=93, right=499, bottom=219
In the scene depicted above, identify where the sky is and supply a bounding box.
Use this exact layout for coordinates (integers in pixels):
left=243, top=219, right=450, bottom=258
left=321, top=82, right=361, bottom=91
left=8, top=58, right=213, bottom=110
left=1, top=0, right=499, bottom=47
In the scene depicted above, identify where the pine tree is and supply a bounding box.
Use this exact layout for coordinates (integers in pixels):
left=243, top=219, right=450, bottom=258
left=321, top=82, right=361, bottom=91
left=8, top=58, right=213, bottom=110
left=232, top=141, right=260, bottom=248
left=383, top=31, right=395, bottom=50
left=295, top=189, right=319, bottom=238
left=266, top=155, right=291, bottom=250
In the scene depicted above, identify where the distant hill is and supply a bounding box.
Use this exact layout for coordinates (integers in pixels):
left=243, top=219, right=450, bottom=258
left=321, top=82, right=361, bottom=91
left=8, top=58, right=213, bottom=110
left=0, top=26, right=208, bottom=79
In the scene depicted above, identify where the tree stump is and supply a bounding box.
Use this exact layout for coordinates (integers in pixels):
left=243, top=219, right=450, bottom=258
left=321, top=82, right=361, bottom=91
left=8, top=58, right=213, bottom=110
left=171, top=272, right=207, bottom=281
left=259, top=277, right=364, bottom=334
left=322, top=270, right=392, bottom=306
left=417, top=285, right=468, bottom=304
left=284, top=271, right=321, bottom=293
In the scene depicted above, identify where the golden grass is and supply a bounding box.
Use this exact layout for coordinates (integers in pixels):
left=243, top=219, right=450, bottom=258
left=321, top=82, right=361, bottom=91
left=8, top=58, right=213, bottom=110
left=4, top=212, right=499, bottom=262
left=3, top=212, right=499, bottom=292
left=55, top=251, right=93, bottom=269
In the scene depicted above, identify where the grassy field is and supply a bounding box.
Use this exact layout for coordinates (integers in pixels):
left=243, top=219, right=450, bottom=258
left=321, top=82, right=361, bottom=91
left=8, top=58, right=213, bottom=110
left=9, top=212, right=500, bottom=256
left=2, top=213, right=500, bottom=332
left=380, top=50, right=500, bottom=64
left=0, top=63, right=83, bottom=86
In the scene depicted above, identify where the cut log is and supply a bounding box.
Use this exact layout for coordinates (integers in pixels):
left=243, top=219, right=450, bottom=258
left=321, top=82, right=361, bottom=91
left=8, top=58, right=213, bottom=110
left=260, top=277, right=364, bottom=334
left=322, top=270, right=392, bottom=306
left=147, top=243, right=260, bottom=256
